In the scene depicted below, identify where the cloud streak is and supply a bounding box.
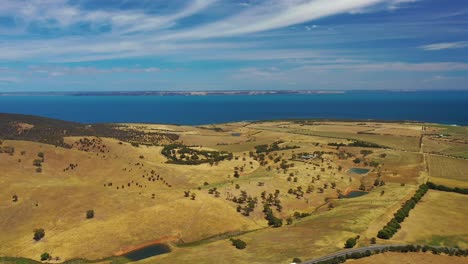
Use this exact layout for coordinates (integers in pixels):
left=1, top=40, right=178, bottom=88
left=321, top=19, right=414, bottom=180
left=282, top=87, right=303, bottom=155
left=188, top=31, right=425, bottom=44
left=0, top=0, right=423, bottom=62
left=421, top=41, right=468, bottom=51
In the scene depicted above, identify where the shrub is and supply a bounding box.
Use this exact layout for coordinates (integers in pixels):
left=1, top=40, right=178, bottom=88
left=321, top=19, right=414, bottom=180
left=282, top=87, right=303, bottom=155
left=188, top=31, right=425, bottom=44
left=33, top=228, right=45, bottom=241
left=292, top=257, right=302, bottom=263
left=344, top=237, right=357, bottom=248
left=86, top=210, right=94, bottom=219
left=40, top=252, right=50, bottom=261
left=230, top=238, right=246, bottom=249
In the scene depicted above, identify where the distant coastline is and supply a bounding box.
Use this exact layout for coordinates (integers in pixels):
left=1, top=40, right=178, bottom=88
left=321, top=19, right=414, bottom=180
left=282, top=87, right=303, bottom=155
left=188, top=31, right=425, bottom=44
left=0, top=90, right=347, bottom=96
left=0, top=91, right=466, bottom=125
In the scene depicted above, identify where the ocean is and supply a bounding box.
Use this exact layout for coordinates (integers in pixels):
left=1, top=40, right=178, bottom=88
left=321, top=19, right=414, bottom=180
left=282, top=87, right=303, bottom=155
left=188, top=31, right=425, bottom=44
left=0, top=91, right=467, bottom=125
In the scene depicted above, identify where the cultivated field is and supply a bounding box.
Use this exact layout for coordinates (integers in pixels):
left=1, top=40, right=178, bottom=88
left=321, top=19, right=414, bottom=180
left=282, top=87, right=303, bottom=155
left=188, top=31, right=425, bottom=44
left=427, top=155, right=468, bottom=182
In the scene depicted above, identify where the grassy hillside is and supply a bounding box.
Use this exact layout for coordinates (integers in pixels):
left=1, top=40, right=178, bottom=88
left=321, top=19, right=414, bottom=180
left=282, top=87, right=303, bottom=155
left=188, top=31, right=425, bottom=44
left=0, top=115, right=466, bottom=263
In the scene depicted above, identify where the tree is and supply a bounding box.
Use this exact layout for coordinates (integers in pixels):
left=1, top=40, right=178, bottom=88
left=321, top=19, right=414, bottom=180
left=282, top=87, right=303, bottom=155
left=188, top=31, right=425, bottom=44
left=86, top=210, right=94, bottom=219
left=370, top=237, right=377, bottom=244
left=344, top=237, right=357, bottom=248
left=230, top=238, right=247, bottom=249
left=359, top=183, right=366, bottom=191
left=12, top=194, right=18, bottom=202
left=33, top=159, right=42, bottom=167
left=292, top=257, right=302, bottom=263
left=33, top=228, right=45, bottom=241
left=40, top=252, right=50, bottom=261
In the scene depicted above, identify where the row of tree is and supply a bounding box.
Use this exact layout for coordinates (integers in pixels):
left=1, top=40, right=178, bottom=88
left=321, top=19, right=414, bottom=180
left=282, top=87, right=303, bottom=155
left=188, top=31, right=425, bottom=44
left=427, top=182, right=468, bottom=195
left=311, top=245, right=468, bottom=264
left=377, top=184, right=429, bottom=239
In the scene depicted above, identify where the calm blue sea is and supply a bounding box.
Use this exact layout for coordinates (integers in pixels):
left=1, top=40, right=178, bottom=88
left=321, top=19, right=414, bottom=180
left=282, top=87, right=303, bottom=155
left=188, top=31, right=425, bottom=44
left=0, top=91, right=467, bottom=125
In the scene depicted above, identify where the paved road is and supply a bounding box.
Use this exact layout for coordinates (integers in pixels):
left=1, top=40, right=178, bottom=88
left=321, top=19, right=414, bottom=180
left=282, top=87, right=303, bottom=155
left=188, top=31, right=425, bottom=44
left=301, top=244, right=407, bottom=264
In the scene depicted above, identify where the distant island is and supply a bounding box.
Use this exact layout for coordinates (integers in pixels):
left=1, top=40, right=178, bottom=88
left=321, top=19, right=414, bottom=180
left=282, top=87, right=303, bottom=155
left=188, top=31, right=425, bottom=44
left=0, top=90, right=346, bottom=96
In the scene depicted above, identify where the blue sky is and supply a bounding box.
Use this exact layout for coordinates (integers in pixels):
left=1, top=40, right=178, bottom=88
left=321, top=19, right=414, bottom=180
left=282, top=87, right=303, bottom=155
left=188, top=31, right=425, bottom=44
left=0, top=0, right=467, bottom=91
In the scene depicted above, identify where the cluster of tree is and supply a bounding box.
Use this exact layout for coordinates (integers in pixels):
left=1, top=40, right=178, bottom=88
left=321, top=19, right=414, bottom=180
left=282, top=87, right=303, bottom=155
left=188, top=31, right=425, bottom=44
left=254, top=140, right=299, bottom=154
left=261, top=190, right=282, bottom=212
left=288, top=186, right=306, bottom=199
left=208, top=187, right=221, bottom=198
left=337, top=151, right=354, bottom=160
left=344, top=235, right=360, bottom=248
left=73, top=137, right=108, bottom=153
left=232, top=191, right=258, bottom=216
left=230, top=238, right=247, bottom=249
left=293, top=211, right=311, bottom=220
left=280, top=160, right=295, bottom=171
left=377, top=184, right=429, bottom=239
left=263, top=204, right=283, bottom=227
left=162, top=144, right=232, bottom=165
left=312, top=245, right=468, bottom=264
left=0, top=113, right=180, bottom=149
left=373, top=178, right=386, bottom=187
left=33, top=152, right=45, bottom=173
left=427, top=182, right=468, bottom=195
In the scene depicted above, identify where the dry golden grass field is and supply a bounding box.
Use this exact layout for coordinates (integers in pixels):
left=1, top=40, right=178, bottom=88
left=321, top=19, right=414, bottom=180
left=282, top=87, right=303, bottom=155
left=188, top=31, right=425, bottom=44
left=0, top=116, right=467, bottom=264
left=392, top=190, right=468, bottom=248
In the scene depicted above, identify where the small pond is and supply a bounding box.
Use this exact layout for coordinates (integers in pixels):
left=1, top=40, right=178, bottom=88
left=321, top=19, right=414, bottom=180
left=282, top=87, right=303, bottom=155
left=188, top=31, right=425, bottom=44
left=122, top=244, right=171, bottom=261
left=348, top=168, right=370, bottom=175
left=343, top=191, right=369, bottom=198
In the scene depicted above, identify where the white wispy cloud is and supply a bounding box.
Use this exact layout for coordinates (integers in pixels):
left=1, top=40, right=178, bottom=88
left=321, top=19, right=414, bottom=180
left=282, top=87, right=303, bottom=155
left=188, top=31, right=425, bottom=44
left=0, top=0, right=217, bottom=33
left=27, top=66, right=161, bottom=77
left=162, top=0, right=392, bottom=40
left=299, top=62, right=468, bottom=72
left=0, top=0, right=421, bottom=62
left=421, top=41, right=468, bottom=51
